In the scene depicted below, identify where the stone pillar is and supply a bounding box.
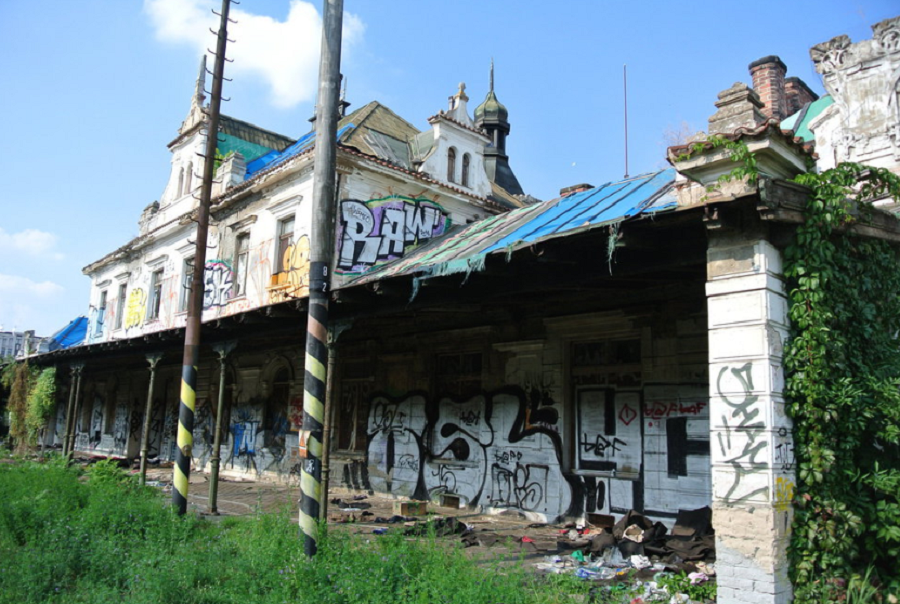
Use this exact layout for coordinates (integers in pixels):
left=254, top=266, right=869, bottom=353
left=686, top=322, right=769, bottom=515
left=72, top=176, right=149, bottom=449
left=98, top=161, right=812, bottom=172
left=707, top=232, right=795, bottom=604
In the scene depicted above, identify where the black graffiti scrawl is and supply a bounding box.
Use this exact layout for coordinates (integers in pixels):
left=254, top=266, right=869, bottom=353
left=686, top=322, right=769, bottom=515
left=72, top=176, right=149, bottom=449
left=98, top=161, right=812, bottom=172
left=365, top=386, right=567, bottom=517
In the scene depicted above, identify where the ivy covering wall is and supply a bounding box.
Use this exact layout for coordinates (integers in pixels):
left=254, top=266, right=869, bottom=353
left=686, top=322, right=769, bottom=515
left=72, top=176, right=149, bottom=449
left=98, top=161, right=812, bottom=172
left=784, top=163, right=900, bottom=600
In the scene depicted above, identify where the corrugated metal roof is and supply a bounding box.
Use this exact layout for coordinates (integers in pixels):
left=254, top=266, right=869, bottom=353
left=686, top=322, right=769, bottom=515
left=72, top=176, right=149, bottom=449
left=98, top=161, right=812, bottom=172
left=780, top=95, right=833, bottom=143
left=344, top=168, right=677, bottom=287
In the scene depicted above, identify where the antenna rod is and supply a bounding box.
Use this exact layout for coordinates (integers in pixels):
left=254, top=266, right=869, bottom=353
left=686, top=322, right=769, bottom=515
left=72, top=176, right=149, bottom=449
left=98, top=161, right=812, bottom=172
left=623, top=64, right=629, bottom=179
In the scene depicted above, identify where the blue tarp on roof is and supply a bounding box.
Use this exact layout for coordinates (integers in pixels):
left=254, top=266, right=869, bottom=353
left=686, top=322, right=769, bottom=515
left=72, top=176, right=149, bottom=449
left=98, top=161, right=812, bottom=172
left=345, top=168, right=678, bottom=287
left=481, top=168, right=677, bottom=254
left=245, top=124, right=355, bottom=177
left=49, top=317, right=87, bottom=351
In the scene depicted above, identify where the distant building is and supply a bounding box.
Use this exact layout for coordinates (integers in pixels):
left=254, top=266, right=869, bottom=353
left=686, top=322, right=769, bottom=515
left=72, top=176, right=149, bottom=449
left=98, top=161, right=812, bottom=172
left=0, top=329, right=51, bottom=359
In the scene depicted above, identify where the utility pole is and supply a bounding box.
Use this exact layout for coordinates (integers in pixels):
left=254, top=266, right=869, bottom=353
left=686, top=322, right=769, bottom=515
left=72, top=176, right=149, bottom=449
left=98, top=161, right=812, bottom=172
left=173, top=0, right=233, bottom=515
left=299, top=0, right=343, bottom=557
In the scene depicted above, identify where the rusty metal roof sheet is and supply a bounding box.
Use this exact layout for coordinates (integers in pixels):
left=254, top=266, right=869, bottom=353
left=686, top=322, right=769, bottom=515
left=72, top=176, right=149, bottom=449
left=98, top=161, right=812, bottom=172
left=344, top=168, right=677, bottom=288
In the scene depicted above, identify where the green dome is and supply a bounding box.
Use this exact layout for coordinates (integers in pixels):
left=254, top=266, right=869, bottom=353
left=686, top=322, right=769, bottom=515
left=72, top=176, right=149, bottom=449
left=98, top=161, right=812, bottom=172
left=474, top=90, right=508, bottom=124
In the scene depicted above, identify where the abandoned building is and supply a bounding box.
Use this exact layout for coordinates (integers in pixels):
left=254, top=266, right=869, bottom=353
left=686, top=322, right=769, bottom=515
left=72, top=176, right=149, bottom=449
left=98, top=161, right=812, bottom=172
left=30, top=15, right=900, bottom=604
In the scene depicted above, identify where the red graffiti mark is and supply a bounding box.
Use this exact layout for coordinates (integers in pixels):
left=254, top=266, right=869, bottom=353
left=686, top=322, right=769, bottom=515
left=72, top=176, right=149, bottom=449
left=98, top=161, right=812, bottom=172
left=618, top=403, right=637, bottom=426
left=288, top=396, right=304, bottom=431
left=644, top=400, right=707, bottom=420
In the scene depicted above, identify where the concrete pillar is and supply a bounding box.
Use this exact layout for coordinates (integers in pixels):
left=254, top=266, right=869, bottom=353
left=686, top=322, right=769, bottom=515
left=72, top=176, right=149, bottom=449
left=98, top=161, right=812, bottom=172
left=707, top=232, right=795, bottom=604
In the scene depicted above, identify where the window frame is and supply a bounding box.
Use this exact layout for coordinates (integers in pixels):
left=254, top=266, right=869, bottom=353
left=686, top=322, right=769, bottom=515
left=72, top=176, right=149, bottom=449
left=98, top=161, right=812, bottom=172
left=95, top=290, right=108, bottom=336
left=179, top=257, right=194, bottom=313
left=114, top=283, right=127, bottom=330
left=447, top=147, right=457, bottom=183
left=233, top=233, right=250, bottom=297
left=147, top=269, right=164, bottom=321
left=275, top=216, right=295, bottom=275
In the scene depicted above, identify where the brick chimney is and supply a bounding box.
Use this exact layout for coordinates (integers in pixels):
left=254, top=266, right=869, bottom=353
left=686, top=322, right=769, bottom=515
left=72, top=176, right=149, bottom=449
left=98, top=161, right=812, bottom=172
left=749, top=55, right=787, bottom=121
left=784, top=76, right=819, bottom=116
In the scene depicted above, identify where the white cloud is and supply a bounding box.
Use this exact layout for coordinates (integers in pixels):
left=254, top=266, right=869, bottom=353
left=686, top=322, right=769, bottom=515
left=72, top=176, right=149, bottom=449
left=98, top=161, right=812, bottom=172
left=0, top=227, right=64, bottom=260
left=0, top=274, right=65, bottom=298
left=0, top=274, right=67, bottom=334
left=144, top=0, right=365, bottom=108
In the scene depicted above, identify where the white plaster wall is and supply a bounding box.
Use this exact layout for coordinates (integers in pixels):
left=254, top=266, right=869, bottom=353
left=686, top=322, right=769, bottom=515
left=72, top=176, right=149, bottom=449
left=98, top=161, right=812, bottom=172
left=418, top=119, right=492, bottom=199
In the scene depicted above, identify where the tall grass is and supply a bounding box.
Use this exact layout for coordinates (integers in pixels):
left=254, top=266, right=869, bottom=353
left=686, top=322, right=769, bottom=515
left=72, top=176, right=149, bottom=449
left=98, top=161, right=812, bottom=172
left=0, top=458, right=596, bottom=604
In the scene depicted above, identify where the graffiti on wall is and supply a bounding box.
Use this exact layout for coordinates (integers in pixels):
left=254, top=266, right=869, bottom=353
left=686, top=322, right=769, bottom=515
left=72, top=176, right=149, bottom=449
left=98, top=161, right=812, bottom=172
left=336, top=196, right=449, bottom=274
left=124, top=289, right=146, bottom=329
left=576, top=389, right=641, bottom=476
left=365, top=387, right=565, bottom=516
left=113, top=404, right=129, bottom=453
left=716, top=363, right=768, bottom=503
left=203, top=260, right=234, bottom=309
left=269, top=235, right=310, bottom=303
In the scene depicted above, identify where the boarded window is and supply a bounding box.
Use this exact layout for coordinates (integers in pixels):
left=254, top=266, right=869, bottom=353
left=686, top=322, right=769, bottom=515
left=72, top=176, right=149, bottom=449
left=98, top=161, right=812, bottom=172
left=336, top=359, right=372, bottom=453
left=435, top=352, right=483, bottom=399
left=461, top=153, right=471, bottom=187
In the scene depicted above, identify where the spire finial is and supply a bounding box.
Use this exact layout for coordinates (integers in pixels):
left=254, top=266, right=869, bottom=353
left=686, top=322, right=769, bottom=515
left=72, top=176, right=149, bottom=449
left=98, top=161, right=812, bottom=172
left=195, top=54, right=207, bottom=105
left=180, top=54, right=208, bottom=134
left=490, top=58, right=494, bottom=92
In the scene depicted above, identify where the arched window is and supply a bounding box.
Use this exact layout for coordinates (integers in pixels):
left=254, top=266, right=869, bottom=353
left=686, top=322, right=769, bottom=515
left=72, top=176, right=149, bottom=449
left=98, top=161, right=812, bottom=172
left=447, top=147, right=457, bottom=183
left=184, top=162, right=193, bottom=196
left=176, top=168, right=184, bottom=198
left=461, top=153, right=471, bottom=187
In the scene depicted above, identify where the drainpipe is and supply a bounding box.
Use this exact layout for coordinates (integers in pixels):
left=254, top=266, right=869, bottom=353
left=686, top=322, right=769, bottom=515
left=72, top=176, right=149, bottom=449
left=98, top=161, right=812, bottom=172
left=208, top=340, right=236, bottom=514
left=319, top=337, right=337, bottom=520
left=66, top=365, right=84, bottom=461
left=139, top=353, right=163, bottom=486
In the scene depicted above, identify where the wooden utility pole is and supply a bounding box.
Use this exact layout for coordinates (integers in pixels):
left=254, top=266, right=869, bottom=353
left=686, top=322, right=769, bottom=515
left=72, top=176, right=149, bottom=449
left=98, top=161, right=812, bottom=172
left=173, top=0, right=233, bottom=515
left=299, top=0, right=343, bottom=557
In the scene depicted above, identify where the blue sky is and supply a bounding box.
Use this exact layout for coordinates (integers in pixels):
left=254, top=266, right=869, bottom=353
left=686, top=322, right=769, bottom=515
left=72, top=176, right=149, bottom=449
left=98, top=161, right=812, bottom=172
left=1, top=0, right=897, bottom=336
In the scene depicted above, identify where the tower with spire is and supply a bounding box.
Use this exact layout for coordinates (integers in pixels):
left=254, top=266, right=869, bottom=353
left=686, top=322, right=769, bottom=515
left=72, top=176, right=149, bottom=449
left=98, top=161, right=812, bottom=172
left=474, top=60, right=523, bottom=196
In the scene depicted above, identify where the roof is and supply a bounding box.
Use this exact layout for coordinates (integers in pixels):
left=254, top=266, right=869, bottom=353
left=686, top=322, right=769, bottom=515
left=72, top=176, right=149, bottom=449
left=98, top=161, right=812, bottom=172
left=219, top=115, right=295, bottom=151
left=343, top=168, right=677, bottom=287
left=245, top=123, right=355, bottom=176
left=245, top=102, right=421, bottom=176
left=780, top=95, right=834, bottom=143
left=339, top=102, right=421, bottom=162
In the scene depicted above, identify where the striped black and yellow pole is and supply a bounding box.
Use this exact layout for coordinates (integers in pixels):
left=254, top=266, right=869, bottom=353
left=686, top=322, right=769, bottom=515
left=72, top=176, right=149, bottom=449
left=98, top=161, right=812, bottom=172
left=173, top=0, right=233, bottom=515
left=300, top=0, right=343, bottom=557
left=299, top=266, right=329, bottom=555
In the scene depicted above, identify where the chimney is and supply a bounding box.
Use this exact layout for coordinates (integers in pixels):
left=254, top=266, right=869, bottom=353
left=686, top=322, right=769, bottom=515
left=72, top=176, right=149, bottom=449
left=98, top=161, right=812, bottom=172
left=214, top=152, right=246, bottom=196
left=749, top=55, right=787, bottom=121
left=707, top=82, right=766, bottom=135
left=784, top=76, right=819, bottom=116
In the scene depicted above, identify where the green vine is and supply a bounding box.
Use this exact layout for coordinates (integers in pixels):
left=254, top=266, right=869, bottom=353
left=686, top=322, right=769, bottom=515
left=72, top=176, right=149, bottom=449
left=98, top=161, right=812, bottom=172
left=784, top=163, right=900, bottom=601
left=708, top=140, right=900, bottom=599
left=5, top=363, right=57, bottom=451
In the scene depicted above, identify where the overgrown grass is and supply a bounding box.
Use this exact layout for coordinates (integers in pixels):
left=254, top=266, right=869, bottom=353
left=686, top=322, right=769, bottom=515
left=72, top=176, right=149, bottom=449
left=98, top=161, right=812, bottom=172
left=0, top=458, right=597, bottom=604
